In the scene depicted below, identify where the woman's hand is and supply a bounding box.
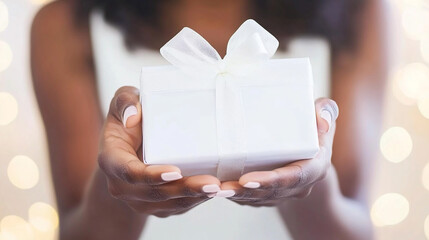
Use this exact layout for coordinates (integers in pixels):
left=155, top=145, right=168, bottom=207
left=221, top=98, right=339, bottom=206
left=98, top=86, right=222, bottom=218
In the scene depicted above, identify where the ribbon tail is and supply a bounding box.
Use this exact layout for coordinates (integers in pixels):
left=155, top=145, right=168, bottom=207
left=215, top=75, right=247, bottom=181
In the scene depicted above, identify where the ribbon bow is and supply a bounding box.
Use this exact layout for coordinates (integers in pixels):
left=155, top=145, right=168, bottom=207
left=160, top=20, right=279, bottom=181
left=161, top=19, right=279, bottom=78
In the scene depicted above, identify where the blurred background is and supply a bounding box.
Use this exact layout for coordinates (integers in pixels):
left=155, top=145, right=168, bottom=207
left=1, top=0, right=429, bottom=239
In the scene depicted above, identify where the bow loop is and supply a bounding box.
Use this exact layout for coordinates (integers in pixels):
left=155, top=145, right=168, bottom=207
left=225, top=19, right=279, bottom=64
left=160, top=27, right=221, bottom=77
left=160, top=19, right=279, bottom=77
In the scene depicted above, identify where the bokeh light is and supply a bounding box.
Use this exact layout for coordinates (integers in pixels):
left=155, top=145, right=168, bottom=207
left=0, top=232, right=10, bottom=240
left=7, top=155, right=39, bottom=189
left=0, top=92, right=18, bottom=125
left=418, top=96, right=429, bottom=119
left=371, top=193, right=410, bottom=227
left=0, top=41, right=12, bottom=72
left=28, top=202, right=59, bottom=232
left=380, top=127, right=413, bottom=163
left=391, top=69, right=417, bottom=105
left=391, top=0, right=426, bottom=10
left=0, top=1, right=8, bottom=32
left=402, top=6, right=429, bottom=40
left=0, top=215, right=34, bottom=240
left=395, top=62, right=429, bottom=100
left=29, top=0, right=53, bottom=5
left=422, top=162, right=429, bottom=191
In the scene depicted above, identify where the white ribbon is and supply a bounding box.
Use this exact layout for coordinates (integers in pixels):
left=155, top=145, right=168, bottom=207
left=160, top=19, right=279, bottom=180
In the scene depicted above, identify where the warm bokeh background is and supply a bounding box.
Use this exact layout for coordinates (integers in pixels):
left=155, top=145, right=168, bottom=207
left=1, top=0, right=429, bottom=239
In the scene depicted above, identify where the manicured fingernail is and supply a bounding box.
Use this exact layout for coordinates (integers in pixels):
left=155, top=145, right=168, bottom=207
left=202, top=184, right=220, bottom=193
left=243, top=182, right=260, bottom=189
left=207, top=193, right=217, bottom=198
left=123, top=106, right=138, bottom=127
left=215, top=190, right=235, bottom=198
left=320, top=109, right=332, bottom=133
left=161, top=172, right=182, bottom=182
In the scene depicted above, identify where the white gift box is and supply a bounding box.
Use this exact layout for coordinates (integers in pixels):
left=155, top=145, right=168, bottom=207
left=140, top=20, right=319, bottom=181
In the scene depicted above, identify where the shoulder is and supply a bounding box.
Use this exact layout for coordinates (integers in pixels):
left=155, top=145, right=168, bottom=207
left=32, top=0, right=83, bottom=36
left=31, top=0, right=92, bottom=63
left=31, top=0, right=94, bottom=86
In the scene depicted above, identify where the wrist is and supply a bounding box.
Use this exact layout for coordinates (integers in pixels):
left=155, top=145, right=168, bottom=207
left=308, top=167, right=343, bottom=207
left=277, top=167, right=342, bottom=211
left=62, top=167, right=147, bottom=240
left=89, top=167, right=148, bottom=220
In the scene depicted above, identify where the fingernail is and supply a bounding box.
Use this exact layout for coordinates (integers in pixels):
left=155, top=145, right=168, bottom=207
left=243, top=182, right=260, bottom=189
left=123, top=106, right=138, bottom=127
left=207, top=193, right=217, bottom=198
left=202, top=184, right=220, bottom=193
left=320, top=109, right=332, bottom=133
left=161, top=172, right=183, bottom=182
left=215, top=190, right=235, bottom=198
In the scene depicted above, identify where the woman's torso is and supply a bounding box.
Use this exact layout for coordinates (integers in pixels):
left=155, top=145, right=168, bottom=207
left=90, top=11, right=330, bottom=240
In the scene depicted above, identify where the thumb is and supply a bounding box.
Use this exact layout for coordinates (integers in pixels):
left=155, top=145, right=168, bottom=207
left=315, top=98, right=339, bottom=135
left=108, top=86, right=141, bottom=128
left=105, top=86, right=142, bottom=151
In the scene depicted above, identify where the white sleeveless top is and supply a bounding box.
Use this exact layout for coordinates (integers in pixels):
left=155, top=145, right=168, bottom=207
left=90, top=11, right=330, bottom=240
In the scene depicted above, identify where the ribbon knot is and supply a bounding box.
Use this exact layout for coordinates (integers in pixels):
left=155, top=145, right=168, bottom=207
left=216, top=59, right=228, bottom=76
left=159, top=19, right=279, bottom=181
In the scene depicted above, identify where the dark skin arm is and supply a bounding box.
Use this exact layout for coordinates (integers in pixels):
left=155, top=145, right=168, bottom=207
left=31, top=1, right=144, bottom=239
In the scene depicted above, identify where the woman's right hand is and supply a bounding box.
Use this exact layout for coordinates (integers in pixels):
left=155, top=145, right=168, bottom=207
left=98, top=86, right=221, bottom=218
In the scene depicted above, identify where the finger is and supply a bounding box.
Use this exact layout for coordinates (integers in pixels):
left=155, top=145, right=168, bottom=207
left=221, top=181, right=281, bottom=203
left=158, top=174, right=221, bottom=197
left=142, top=165, right=183, bottom=184
left=232, top=199, right=279, bottom=207
left=108, top=86, right=141, bottom=128
left=315, top=98, right=339, bottom=136
left=120, top=175, right=221, bottom=202
left=99, top=147, right=182, bottom=185
left=216, top=181, right=240, bottom=198
left=220, top=181, right=267, bottom=200
left=238, top=148, right=328, bottom=190
left=104, top=86, right=142, bottom=151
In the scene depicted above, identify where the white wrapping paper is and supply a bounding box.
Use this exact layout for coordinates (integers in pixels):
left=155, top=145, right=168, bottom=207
left=140, top=20, right=319, bottom=181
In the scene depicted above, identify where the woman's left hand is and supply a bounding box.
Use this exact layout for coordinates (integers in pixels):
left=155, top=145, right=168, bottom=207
left=220, top=98, right=339, bottom=206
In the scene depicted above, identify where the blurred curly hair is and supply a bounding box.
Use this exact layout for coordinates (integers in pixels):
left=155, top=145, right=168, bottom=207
left=75, top=0, right=366, bottom=55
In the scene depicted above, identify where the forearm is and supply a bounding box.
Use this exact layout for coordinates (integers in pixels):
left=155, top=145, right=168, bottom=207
left=60, top=168, right=147, bottom=240
left=278, top=167, right=373, bottom=240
